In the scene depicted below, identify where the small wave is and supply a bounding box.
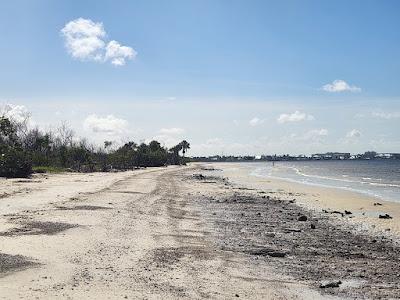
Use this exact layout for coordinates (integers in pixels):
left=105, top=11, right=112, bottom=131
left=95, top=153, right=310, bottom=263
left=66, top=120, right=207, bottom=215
left=369, top=182, right=400, bottom=188
left=250, top=167, right=273, bottom=178
left=248, top=164, right=400, bottom=202
left=261, top=174, right=385, bottom=199
left=287, top=166, right=366, bottom=185
left=286, top=166, right=399, bottom=188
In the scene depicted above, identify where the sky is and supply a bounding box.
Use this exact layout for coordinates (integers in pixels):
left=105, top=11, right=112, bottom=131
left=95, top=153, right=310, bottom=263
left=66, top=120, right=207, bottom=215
left=0, top=0, right=400, bottom=156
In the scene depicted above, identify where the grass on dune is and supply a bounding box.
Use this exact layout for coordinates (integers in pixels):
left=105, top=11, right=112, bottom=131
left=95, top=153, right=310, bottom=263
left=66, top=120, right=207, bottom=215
left=32, top=166, right=71, bottom=174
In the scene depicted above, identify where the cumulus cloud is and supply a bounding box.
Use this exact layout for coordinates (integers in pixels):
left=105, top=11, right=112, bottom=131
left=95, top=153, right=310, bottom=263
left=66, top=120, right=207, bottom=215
left=249, top=117, right=264, bottom=126
left=0, top=103, right=30, bottom=123
left=105, top=40, right=136, bottom=66
left=61, top=18, right=136, bottom=66
left=83, top=114, right=128, bottom=135
left=159, top=127, right=185, bottom=135
left=277, top=111, right=314, bottom=124
left=60, top=18, right=105, bottom=61
left=346, top=129, right=361, bottom=138
left=322, top=80, right=361, bottom=93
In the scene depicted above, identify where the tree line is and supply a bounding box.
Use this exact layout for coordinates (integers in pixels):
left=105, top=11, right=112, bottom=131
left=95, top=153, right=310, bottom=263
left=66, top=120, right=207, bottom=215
left=0, top=115, right=190, bottom=178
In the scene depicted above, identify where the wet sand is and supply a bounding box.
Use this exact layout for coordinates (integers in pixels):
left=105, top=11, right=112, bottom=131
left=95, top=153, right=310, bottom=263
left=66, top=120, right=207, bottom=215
left=213, top=162, right=400, bottom=238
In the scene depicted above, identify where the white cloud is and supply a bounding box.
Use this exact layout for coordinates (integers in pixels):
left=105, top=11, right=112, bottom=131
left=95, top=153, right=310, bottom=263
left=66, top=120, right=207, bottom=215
left=159, top=127, right=185, bottom=135
left=322, top=80, right=361, bottom=93
left=105, top=40, right=137, bottom=66
left=249, top=117, right=264, bottom=126
left=0, top=103, right=30, bottom=123
left=61, top=18, right=136, bottom=66
left=83, top=114, right=128, bottom=135
left=61, top=18, right=105, bottom=61
left=342, top=129, right=362, bottom=144
left=277, top=111, right=314, bottom=124
left=371, top=111, right=400, bottom=120
left=346, top=129, right=361, bottom=138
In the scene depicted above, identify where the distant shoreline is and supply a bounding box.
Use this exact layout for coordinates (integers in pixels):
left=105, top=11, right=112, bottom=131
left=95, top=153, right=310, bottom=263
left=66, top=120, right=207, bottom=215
left=190, top=151, right=400, bottom=162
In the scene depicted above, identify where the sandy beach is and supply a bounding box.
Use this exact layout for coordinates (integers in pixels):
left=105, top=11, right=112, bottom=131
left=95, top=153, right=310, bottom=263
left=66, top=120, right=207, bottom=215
left=2, top=2, right=399, bottom=299
left=1, top=164, right=399, bottom=299
left=213, top=162, right=400, bottom=238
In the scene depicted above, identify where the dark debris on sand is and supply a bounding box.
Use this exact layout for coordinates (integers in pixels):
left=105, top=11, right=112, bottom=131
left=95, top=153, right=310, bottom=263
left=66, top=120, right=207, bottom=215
left=192, top=173, right=228, bottom=184
left=56, top=205, right=111, bottom=211
left=0, top=221, right=78, bottom=237
left=0, top=252, right=38, bottom=274
left=190, top=176, right=400, bottom=299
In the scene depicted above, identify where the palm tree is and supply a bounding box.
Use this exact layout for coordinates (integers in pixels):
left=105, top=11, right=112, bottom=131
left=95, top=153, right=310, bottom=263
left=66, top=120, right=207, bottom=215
left=169, top=143, right=182, bottom=165
left=180, top=140, right=190, bottom=158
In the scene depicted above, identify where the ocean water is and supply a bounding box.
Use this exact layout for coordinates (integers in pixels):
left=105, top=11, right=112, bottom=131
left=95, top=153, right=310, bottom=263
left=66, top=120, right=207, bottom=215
left=248, top=160, right=400, bottom=203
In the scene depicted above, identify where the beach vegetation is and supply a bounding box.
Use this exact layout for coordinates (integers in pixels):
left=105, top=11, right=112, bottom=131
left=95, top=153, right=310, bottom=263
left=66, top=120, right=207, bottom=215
left=0, top=116, right=189, bottom=178
left=0, top=116, right=32, bottom=178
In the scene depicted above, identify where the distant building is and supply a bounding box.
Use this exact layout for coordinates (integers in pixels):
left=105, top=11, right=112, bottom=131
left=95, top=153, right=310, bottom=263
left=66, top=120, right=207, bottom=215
left=330, top=152, right=351, bottom=160
left=376, top=153, right=400, bottom=159
left=362, top=151, right=377, bottom=160
left=311, top=152, right=350, bottom=160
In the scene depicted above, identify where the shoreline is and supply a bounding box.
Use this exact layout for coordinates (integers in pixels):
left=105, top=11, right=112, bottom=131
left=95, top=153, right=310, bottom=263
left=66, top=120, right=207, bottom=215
left=250, top=169, right=398, bottom=204
left=1, top=165, right=399, bottom=298
left=188, top=164, right=400, bottom=298
left=210, top=162, right=400, bottom=239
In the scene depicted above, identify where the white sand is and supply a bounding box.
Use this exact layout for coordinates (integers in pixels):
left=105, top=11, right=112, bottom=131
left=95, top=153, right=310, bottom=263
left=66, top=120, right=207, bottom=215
left=0, top=166, right=335, bottom=299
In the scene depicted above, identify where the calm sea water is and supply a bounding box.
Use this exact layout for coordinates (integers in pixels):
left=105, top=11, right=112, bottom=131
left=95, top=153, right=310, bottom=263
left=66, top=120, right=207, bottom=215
left=247, top=160, right=400, bottom=202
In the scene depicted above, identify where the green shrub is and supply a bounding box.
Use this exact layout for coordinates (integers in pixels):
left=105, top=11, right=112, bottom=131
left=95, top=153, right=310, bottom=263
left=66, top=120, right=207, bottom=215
left=32, top=166, right=70, bottom=174
left=0, top=147, right=32, bottom=178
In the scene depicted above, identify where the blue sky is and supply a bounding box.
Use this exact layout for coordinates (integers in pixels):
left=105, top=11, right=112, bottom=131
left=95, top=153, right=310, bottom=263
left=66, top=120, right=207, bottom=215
left=1, top=0, right=399, bottom=155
